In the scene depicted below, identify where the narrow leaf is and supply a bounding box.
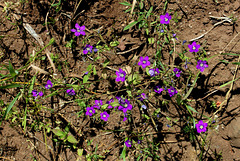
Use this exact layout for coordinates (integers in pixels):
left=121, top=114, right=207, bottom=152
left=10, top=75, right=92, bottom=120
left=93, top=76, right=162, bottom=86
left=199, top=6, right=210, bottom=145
left=0, top=92, right=21, bottom=125
left=123, top=21, right=138, bottom=31
left=0, top=84, right=22, bottom=89
left=67, top=135, right=78, bottom=144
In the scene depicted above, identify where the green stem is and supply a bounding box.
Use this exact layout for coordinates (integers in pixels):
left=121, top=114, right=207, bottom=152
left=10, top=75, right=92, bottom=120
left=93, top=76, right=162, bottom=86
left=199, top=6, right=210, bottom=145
left=182, top=71, right=200, bottom=101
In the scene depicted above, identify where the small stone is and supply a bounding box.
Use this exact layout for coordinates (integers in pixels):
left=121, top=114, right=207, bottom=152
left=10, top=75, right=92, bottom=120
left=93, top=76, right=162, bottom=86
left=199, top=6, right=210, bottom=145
left=225, top=117, right=240, bottom=148
left=233, top=1, right=240, bottom=11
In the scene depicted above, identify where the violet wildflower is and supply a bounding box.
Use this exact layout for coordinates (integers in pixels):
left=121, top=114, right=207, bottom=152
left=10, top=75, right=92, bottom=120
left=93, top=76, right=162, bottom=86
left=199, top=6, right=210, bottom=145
left=86, top=107, right=95, bottom=116
left=154, top=85, right=164, bottom=94
left=45, top=80, right=53, bottom=89
left=182, top=40, right=187, bottom=45
left=118, top=99, right=132, bottom=113
left=93, top=47, right=98, bottom=52
left=168, top=86, right=178, bottom=97
left=71, top=23, right=85, bottom=36
left=66, top=88, right=75, bottom=95
left=137, top=140, right=142, bottom=144
left=184, top=59, right=191, bottom=69
left=196, top=120, right=208, bottom=133
left=188, top=41, right=200, bottom=53
left=149, top=68, right=155, bottom=77
left=138, top=93, right=147, bottom=101
left=155, top=68, right=160, bottom=75
left=125, top=140, right=132, bottom=147
left=83, top=44, right=93, bottom=54
left=116, top=68, right=126, bottom=82
left=138, top=56, right=151, bottom=69
left=100, top=111, right=110, bottom=121
left=160, top=13, right=172, bottom=24
left=116, top=96, right=125, bottom=104
left=106, top=99, right=114, bottom=109
left=196, top=60, right=208, bottom=72
left=173, top=33, right=177, bottom=40
left=93, top=100, right=103, bottom=109
left=173, top=68, right=182, bottom=77
left=123, top=112, right=128, bottom=122
left=141, top=105, right=147, bottom=110
left=32, top=90, right=43, bottom=99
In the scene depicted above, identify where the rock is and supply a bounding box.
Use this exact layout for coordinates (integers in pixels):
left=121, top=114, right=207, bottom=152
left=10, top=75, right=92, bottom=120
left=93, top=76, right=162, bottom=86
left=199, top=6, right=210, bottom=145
left=233, top=1, right=240, bottom=11
left=225, top=117, right=240, bottom=148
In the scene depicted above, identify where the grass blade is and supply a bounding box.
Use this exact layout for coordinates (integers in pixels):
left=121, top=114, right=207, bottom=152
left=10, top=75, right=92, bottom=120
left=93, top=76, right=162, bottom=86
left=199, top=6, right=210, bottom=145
left=0, top=92, right=21, bottom=125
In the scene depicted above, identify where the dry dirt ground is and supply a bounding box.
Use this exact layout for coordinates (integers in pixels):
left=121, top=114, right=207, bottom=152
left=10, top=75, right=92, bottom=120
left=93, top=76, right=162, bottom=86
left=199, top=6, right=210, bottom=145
left=1, top=0, right=240, bottom=160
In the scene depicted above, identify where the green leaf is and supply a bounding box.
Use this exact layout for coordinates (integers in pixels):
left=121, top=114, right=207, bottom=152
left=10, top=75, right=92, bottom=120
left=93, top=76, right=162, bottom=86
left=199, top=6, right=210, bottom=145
left=29, top=75, right=36, bottom=95
left=52, top=128, right=66, bottom=137
left=186, top=105, right=198, bottom=113
left=8, top=61, right=18, bottom=77
left=148, top=37, right=154, bottom=44
left=83, top=75, right=89, bottom=84
left=219, top=76, right=240, bottom=88
left=101, top=104, right=109, bottom=110
left=120, top=144, right=127, bottom=161
left=110, top=101, right=120, bottom=108
left=87, top=64, right=92, bottom=71
left=119, top=1, right=131, bottom=6
left=67, top=135, right=78, bottom=144
left=123, top=21, right=138, bottom=31
left=103, top=59, right=110, bottom=68
left=0, top=84, right=22, bottom=89
left=45, top=89, right=61, bottom=98
left=146, top=6, right=153, bottom=18
left=110, top=41, right=119, bottom=47
left=221, top=53, right=240, bottom=56
left=93, top=66, right=97, bottom=75
left=0, top=92, right=21, bottom=125
left=77, top=149, right=83, bottom=156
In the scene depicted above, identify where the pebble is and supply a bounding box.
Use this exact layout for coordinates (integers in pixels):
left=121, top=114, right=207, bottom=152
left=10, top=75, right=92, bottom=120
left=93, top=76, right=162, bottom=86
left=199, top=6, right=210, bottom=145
left=226, top=117, right=240, bottom=148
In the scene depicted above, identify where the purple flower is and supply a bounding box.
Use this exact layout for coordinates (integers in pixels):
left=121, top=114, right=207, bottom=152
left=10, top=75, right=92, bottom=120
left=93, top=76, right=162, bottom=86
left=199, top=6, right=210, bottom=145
left=93, top=47, right=98, bottom=52
left=116, top=68, right=126, bottom=82
left=188, top=41, right=200, bottom=53
left=182, top=40, right=187, bottom=45
left=196, top=60, right=208, bottom=72
left=118, top=99, right=132, bottom=113
left=154, top=85, right=163, bottom=94
left=66, top=88, right=76, bottom=96
left=100, top=111, right=109, bottom=121
left=184, top=59, right=191, bottom=69
left=173, top=68, right=182, bottom=77
left=83, top=44, right=93, bottom=54
left=45, top=80, right=53, bottom=89
left=32, top=90, right=43, bottom=99
left=86, top=107, right=95, bottom=116
left=93, top=100, right=103, bottom=109
left=173, top=33, right=177, bottom=40
left=123, top=112, right=128, bottom=122
left=137, top=140, right=142, bottom=144
left=160, top=13, right=172, bottom=24
left=149, top=69, right=155, bottom=77
left=141, top=105, right=147, bottom=110
left=155, top=68, right=160, bottom=75
left=71, top=23, right=86, bottom=36
left=168, top=86, right=178, bottom=97
left=138, top=93, right=147, bottom=101
left=138, top=56, right=151, bottom=69
left=106, top=99, right=114, bottom=109
left=196, top=120, right=208, bottom=133
left=124, top=140, right=132, bottom=147
left=116, top=96, right=125, bottom=104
